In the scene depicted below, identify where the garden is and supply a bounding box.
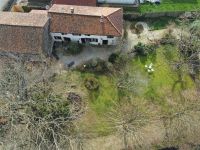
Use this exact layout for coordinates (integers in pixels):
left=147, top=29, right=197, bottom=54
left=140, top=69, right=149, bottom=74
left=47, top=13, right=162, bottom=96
left=1, top=16, right=200, bottom=150
left=42, top=18, right=200, bottom=149
left=51, top=33, right=197, bottom=142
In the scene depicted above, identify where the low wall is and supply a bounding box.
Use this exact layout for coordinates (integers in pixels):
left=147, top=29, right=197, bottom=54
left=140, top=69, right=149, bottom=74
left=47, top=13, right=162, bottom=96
left=124, top=11, right=185, bottom=20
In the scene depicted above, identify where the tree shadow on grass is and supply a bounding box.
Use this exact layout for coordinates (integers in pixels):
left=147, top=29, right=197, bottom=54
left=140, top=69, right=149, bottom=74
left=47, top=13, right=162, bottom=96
left=171, top=69, right=187, bottom=92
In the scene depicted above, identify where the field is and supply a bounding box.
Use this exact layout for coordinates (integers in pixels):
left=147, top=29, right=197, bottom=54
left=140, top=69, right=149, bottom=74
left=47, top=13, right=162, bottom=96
left=139, top=0, right=200, bottom=13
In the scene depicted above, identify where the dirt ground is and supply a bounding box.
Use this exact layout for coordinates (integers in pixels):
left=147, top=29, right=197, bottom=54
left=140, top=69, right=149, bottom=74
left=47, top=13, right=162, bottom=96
left=56, top=45, right=121, bottom=68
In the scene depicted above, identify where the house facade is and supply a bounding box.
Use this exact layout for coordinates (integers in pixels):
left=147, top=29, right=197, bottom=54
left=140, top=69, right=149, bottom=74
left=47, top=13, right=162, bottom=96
left=48, top=4, right=123, bottom=45
left=0, top=12, right=50, bottom=54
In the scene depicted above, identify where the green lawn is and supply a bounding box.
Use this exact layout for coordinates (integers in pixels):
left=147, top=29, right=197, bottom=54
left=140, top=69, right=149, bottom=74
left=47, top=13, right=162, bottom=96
left=139, top=0, right=200, bottom=13
left=53, top=45, right=196, bottom=136
left=130, top=45, right=195, bottom=107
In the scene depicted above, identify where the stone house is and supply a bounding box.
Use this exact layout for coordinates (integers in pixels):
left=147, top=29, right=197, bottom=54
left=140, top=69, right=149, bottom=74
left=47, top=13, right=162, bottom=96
left=48, top=4, right=123, bottom=45
left=0, top=12, right=50, bottom=55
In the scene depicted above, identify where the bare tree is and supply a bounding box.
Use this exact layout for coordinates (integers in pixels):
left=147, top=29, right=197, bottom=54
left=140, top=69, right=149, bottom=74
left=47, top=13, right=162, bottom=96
left=161, top=89, right=200, bottom=147
left=105, top=100, right=151, bottom=150
left=0, top=59, right=85, bottom=150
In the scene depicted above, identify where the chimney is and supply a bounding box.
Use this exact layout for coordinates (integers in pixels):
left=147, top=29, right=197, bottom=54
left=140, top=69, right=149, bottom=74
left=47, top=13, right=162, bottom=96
left=100, top=15, right=104, bottom=23
left=70, top=7, right=74, bottom=14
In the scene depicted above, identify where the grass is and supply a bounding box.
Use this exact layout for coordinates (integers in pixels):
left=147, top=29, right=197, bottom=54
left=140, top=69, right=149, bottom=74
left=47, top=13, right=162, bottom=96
left=81, top=73, right=119, bottom=115
left=147, top=17, right=178, bottom=30
left=130, top=45, right=195, bottom=109
left=139, top=0, right=200, bottom=13
left=129, top=17, right=179, bottom=31
left=53, top=45, right=196, bottom=136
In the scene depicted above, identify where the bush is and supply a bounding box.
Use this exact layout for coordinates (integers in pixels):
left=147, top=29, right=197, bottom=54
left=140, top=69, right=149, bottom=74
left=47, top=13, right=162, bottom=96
left=77, top=58, right=111, bottom=73
left=134, top=42, right=156, bottom=56
left=67, top=92, right=83, bottom=112
left=130, top=22, right=136, bottom=30
left=135, top=23, right=144, bottom=34
left=108, top=53, right=119, bottom=64
left=31, top=94, right=70, bottom=120
left=22, top=6, right=32, bottom=12
left=84, top=77, right=99, bottom=91
left=66, top=42, right=83, bottom=55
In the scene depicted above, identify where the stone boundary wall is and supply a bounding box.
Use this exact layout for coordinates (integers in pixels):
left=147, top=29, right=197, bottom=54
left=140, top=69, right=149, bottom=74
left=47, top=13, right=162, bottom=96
left=124, top=11, right=186, bottom=20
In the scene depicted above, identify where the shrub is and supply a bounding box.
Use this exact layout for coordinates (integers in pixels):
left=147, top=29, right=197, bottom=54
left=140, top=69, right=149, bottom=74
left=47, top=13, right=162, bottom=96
left=77, top=58, right=111, bottom=73
left=67, top=92, right=83, bottom=112
left=31, top=94, right=70, bottom=120
left=84, top=77, right=99, bottom=90
left=190, top=20, right=200, bottom=37
left=22, top=6, right=32, bottom=12
left=134, top=42, right=156, bottom=56
left=130, top=22, right=136, bottom=30
left=135, top=23, right=144, bottom=34
left=160, top=33, right=176, bottom=45
left=108, top=53, right=119, bottom=64
left=66, top=42, right=83, bottom=55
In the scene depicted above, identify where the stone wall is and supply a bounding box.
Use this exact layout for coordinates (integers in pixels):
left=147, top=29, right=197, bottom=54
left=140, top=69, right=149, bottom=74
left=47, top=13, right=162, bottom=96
left=124, top=11, right=185, bottom=20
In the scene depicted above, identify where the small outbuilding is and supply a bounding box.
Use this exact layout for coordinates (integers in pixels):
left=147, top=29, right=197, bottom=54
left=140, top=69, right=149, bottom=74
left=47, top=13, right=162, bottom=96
left=0, top=12, right=50, bottom=54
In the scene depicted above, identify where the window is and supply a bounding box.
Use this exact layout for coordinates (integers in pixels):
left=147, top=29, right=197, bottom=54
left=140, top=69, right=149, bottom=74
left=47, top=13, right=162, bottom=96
left=86, top=38, right=91, bottom=42
left=103, top=40, right=108, bottom=45
left=92, top=38, right=98, bottom=42
left=54, top=36, right=62, bottom=40
left=81, top=38, right=98, bottom=43
left=64, top=37, right=71, bottom=42
left=107, top=35, right=114, bottom=38
left=72, top=33, right=81, bottom=36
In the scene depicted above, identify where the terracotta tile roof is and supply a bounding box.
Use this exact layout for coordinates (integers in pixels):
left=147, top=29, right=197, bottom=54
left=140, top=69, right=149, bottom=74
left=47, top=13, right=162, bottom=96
left=49, top=5, right=123, bottom=36
left=52, top=0, right=96, bottom=6
left=0, top=12, right=50, bottom=54
left=49, top=4, right=120, bottom=16
left=0, top=12, right=49, bottom=27
left=30, top=9, right=48, bottom=15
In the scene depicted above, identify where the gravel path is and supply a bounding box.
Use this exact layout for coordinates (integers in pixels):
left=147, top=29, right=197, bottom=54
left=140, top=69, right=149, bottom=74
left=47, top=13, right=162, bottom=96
left=57, top=45, right=119, bottom=68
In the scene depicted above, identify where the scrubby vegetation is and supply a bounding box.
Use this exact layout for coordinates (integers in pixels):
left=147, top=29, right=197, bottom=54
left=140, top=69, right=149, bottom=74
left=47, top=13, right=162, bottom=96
left=84, top=77, right=99, bottom=90
left=65, top=42, right=83, bottom=55
left=134, top=42, right=157, bottom=56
